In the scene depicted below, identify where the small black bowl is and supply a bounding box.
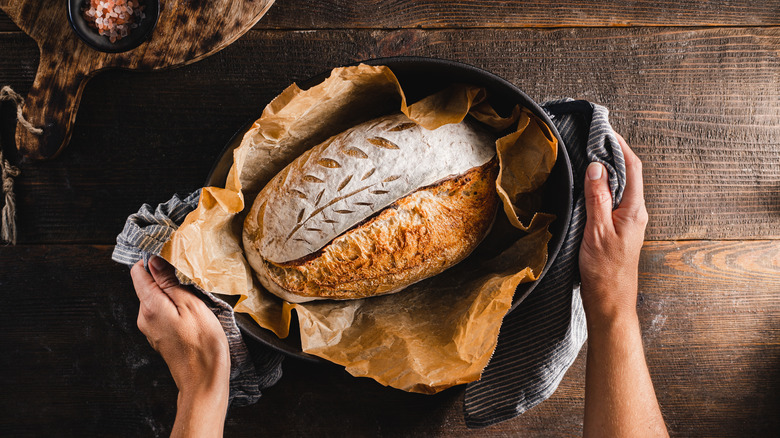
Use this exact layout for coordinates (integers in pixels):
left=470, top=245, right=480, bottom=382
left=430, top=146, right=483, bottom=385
left=67, top=0, right=160, bottom=53
left=207, top=57, right=574, bottom=361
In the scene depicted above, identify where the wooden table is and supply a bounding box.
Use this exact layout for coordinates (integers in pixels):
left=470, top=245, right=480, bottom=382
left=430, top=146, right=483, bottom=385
left=1, top=1, right=779, bottom=436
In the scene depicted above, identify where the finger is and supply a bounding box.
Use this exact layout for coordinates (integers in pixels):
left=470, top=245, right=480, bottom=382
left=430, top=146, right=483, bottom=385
left=149, top=255, right=181, bottom=291
left=148, top=255, right=193, bottom=308
left=131, top=260, right=161, bottom=303
left=135, top=257, right=179, bottom=317
left=163, top=284, right=198, bottom=311
left=614, top=133, right=645, bottom=212
left=583, top=161, right=615, bottom=231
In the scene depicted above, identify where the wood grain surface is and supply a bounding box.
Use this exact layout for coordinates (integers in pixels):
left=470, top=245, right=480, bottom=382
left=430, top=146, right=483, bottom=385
left=5, top=1, right=780, bottom=31
left=0, top=0, right=274, bottom=159
left=1, top=242, right=777, bottom=436
left=2, top=27, right=778, bottom=243
left=256, top=0, right=780, bottom=29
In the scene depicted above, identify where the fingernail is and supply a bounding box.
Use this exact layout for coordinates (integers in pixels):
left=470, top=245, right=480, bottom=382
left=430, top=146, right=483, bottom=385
left=587, top=162, right=603, bottom=180
left=150, top=255, right=165, bottom=271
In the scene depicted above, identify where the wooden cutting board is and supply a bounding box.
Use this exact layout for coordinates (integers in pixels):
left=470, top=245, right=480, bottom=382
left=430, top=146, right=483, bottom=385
left=0, top=0, right=275, bottom=160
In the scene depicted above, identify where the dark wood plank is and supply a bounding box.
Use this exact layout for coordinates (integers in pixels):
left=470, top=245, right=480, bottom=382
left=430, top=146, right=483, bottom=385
left=257, top=0, right=780, bottom=29
left=2, top=27, right=779, bottom=244
left=1, top=241, right=778, bottom=436
left=6, top=1, right=780, bottom=32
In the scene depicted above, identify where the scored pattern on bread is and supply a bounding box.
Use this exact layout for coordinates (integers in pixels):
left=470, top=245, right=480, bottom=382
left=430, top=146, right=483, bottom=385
left=317, top=158, right=341, bottom=168
left=337, top=176, right=352, bottom=191
left=286, top=179, right=400, bottom=241
left=246, top=113, right=497, bottom=264
left=367, top=137, right=401, bottom=149
left=388, top=122, right=417, bottom=132
left=341, top=147, right=369, bottom=159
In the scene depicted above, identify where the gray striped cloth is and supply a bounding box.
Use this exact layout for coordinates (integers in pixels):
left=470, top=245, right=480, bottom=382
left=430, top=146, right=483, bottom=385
left=463, top=99, right=626, bottom=427
left=112, top=191, right=284, bottom=407
left=111, top=99, right=624, bottom=424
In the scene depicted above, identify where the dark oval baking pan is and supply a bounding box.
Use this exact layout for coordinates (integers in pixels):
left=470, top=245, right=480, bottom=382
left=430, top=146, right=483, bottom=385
left=206, top=57, right=574, bottom=362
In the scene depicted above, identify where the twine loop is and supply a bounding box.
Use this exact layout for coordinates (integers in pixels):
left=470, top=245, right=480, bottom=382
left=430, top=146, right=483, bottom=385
left=1, top=85, right=43, bottom=244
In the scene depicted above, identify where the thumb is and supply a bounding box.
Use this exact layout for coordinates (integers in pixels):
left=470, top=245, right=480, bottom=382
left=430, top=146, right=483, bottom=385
left=148, top=255, right=195, bottom=307
left=583, top=162, right=614, bottom=230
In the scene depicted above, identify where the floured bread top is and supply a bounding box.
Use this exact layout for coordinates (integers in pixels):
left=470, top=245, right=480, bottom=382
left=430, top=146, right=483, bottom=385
left=247, top=113, right=496, bottom=264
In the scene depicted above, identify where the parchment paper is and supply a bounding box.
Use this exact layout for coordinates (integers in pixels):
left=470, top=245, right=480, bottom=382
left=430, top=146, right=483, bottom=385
left=161, top=64, right=558, bottom=394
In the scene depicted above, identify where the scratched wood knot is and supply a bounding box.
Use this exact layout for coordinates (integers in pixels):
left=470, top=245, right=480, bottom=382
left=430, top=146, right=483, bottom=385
left=0, top=0, right=275, bottom=160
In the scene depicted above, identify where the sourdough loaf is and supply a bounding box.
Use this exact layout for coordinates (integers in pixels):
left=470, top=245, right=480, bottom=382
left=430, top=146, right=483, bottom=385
left=243, top=113, right=499, bottom=302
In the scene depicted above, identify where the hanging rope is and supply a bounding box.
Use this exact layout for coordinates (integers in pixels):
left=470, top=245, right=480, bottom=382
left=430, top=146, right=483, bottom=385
left=0, top=86, right=43, bottom=244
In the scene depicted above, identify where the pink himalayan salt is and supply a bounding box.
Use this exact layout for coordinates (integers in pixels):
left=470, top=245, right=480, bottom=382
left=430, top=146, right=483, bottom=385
left=83, top=0, right=146, bottom=43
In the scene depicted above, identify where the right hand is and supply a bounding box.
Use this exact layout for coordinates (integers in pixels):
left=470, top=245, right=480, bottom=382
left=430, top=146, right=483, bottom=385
left=578, top=133, right=649, bottom=323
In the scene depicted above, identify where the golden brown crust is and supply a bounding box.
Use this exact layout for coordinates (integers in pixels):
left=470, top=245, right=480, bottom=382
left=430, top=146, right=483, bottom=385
left=258, top=160, right=499, bottom=300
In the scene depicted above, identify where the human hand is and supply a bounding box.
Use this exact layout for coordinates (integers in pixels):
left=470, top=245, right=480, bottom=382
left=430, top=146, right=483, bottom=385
left=131, top=256, right=230, bottom=395
left=579, top=135, right=667, bottom=437
left=131, top=256, right=230, bottom=437
left=579, top=133, right=648, bottom=324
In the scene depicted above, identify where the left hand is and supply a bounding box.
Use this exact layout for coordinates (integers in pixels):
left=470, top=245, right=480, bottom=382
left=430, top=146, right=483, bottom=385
left=130, top=256, right=230, bottom=397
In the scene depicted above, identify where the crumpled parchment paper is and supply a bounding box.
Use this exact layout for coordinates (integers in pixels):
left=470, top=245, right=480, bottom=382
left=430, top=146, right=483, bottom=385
left=161, top=64, right=557, bottom=394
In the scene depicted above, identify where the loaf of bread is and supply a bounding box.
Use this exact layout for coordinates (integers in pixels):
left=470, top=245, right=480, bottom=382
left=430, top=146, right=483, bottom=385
left=243, top=113, right=499, bottom=302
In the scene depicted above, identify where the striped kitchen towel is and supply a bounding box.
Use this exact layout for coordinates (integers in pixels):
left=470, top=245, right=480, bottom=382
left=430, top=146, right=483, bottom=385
left=463, top=99, right=626, bottom=427
left=112, top=191, right=284, bottom=407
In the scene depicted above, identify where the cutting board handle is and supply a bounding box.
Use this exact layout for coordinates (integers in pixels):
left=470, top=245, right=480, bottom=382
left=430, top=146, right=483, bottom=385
left=16, top=49, right=87, bottom=160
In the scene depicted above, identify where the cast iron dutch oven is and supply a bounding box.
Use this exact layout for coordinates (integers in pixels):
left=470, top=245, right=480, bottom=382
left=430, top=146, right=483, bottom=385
left=206, top=57, right=574, bottom=362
